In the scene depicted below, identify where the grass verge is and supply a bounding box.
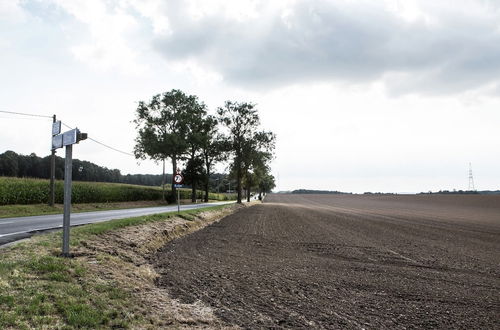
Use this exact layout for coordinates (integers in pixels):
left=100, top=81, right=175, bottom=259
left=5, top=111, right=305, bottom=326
left=0, top=200, right=172, bottom=219
left=0, top=203, right=245, bottom=329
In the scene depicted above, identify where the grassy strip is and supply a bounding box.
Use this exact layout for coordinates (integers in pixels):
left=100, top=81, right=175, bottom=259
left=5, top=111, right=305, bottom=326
left=0, top=203, right=236, bottom=329
left=0, top=200, right=171, bottom=219
left=0, top=199, right=229, bottom=219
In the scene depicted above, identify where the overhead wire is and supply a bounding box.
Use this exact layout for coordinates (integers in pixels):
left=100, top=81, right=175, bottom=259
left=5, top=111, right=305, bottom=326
left=0, top=110, right=53, bottom=119
left=0, top=112, right=135, bottom=157
left=61, top=121, right=135, bottom=157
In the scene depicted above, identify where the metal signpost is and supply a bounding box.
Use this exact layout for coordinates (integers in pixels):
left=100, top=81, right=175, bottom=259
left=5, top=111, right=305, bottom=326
left=51, top=127, right=87, bottom=257
left=173, top=168, right=184, bottom=213
left=49, top=117, right=60, bottom=206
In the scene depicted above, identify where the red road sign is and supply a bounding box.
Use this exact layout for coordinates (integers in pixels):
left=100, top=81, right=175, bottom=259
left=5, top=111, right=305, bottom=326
left=174, top=172, right=184, bottom=185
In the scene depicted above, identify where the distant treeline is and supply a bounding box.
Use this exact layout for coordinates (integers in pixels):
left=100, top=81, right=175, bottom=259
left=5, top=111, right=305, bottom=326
left=420, top=190, right=500, bottom=195
left=0, top=150, right=169, bottom=186
left=291, top=189, right=350, bottom=194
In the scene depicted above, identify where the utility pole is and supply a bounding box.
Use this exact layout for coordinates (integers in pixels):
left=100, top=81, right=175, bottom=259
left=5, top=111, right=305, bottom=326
left=49, top=114, right=57, bottom=206
left=468, top=163, right=475, bottom=191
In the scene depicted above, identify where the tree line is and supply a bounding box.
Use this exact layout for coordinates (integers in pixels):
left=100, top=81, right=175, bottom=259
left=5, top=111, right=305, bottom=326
left=0, top=150, right=160, bottom=185
left=134, top=89, right=276, bottom=203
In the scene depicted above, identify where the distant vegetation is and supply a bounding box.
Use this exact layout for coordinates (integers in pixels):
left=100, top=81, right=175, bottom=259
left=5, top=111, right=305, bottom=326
left=291, top=189, right=350, bottom=194
left=0, top=177, right=233, bottom=205
left=0, top=150, right=168, bottom=186
left=0, top=150, right=236, bottom=193
left=419, top=190, right=500, bottom=195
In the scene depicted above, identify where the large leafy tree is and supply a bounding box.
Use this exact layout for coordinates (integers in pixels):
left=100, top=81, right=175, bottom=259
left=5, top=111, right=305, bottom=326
left=182, top=100, right=207, bottom=202
left=241, top=135, right=275, bottom=202
left=258, top=172, right=276, bottom=198
left=199, top=115, right=228, bottom=202
left=134, top=89, right=203, bottom=202
left=218, top=101, right=275, bottom=203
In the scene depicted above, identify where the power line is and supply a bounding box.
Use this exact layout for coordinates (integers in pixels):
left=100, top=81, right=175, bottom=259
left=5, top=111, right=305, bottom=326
left=0, top=115, right=49, bottom=121
left=62, top=121, right=135, bottom=157
left=0, top=110, right=53, bottom=119
left=88, top=137, right=135, bottom=156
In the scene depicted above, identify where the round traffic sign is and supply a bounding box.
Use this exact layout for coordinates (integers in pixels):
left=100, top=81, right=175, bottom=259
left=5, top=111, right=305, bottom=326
left=174, top=173, right=184, bottom=184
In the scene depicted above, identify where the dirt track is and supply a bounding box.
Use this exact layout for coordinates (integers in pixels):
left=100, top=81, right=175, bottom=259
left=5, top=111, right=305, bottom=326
left=152, top=194, right=500, bottom=329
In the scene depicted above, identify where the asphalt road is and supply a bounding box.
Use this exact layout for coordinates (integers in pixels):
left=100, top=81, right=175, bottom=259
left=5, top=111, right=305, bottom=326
left=0, top=201, right=233, bottom=245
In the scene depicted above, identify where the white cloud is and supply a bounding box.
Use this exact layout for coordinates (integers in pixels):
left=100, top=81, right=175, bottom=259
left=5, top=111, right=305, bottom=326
left=152, top=0, right=500, bottom=96
left=48, top=0, right=147, bottom=74
left=0, top=0, right=27, bottom=22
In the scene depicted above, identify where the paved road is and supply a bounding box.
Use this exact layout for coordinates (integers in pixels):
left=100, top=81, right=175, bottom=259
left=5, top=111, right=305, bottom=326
left=0, top=201, right=233, bottom=245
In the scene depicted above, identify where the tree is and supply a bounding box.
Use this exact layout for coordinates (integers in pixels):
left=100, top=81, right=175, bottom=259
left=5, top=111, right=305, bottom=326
left=218, top=101, right=275, bottom=203
left=183, top=102, right=207, bottom=202
left=258, top=172, right=276, bottom=199
left=134, top=89, right=202, bottom=202
left=199, top=115, right=227, bottom=202
left=0, top=150, right=19, bottom=177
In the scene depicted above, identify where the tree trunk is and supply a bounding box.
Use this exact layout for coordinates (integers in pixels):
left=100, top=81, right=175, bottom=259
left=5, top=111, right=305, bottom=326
left=204, top=161, right=210, bottom=203
left=191, top=149, right=196, bottom=203
left=172, top=156, right=177, bottom=203
left=236, top=163, right=242, bottom=204
left=246, top=185, right=251, bottom=202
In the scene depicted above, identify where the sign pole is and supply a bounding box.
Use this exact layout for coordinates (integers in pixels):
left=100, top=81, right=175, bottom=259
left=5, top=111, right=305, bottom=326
left=62, top=144, right=73, bottom=257
left=177, top=189, right=180, bottom=213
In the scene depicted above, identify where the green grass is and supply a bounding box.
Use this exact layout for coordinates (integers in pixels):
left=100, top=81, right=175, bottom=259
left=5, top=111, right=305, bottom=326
left=0, top=203, right=235, bottom=329
left=0, top=200, right=168, bottom=218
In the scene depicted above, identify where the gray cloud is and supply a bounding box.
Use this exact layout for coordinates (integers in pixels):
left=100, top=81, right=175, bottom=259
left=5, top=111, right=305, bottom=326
left=153, top=0, right=500, bottom=95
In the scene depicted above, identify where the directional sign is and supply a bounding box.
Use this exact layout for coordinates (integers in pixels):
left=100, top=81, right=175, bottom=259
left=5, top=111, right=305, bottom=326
left=63, top=129, right=78, bottom=146
left=52, top=134, right=63, bottom=150
left=52, top=121, right=61, bottom=136
left=52, top=128, right=87, bottom=150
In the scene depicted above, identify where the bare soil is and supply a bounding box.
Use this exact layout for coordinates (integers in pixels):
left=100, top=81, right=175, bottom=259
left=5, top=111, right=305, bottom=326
left=152, top=194, right=500, bottom=329
left=73, top=205, right=244, bottom=329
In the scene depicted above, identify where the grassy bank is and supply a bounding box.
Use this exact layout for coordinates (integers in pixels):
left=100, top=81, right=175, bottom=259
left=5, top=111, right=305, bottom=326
left=0, top=203, right=241, bottom=328
left=0, top=176, right=236, bottom=206
left=0, top=200, right=170, bottom=219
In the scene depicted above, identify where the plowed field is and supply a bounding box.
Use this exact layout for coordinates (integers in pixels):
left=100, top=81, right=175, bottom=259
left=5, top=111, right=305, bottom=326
left=152, top=194, right=500, bottom=329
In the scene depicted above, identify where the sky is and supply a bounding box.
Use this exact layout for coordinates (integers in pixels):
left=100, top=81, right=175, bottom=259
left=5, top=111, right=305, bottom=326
left=1, top=0, right=500, bottom=193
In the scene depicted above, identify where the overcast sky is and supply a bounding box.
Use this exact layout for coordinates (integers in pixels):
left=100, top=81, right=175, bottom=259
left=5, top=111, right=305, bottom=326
left=1, top=0, right=499, bottom=193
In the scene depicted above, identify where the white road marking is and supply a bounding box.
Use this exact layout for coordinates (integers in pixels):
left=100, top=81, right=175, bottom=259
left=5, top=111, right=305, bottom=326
left=0, top=221, right=15, bottom=225
left=0, top=231, right=29, bottom=238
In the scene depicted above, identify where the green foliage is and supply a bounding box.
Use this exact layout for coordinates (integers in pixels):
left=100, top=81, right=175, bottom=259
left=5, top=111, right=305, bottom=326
left=0, top=177, right=235, bottom=206
left=0, top=177, right=163, bottom=205
left=218, top=101, right=276, bottom=203
left=0, top=150, right=171, bottom=186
